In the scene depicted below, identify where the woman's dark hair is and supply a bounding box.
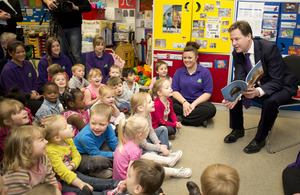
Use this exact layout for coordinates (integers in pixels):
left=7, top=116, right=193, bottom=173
left=61, top=88, right=81, bottom=109
left=5, top=86, right=29, bottom=106
left=7, top=41, right=26, bottom=57
left=184, top=41, right=200, bottom=57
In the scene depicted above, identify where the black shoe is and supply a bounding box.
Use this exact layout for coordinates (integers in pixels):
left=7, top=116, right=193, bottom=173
left=224, top=129, right=245, bottom=143
left=186, top=181, right=201, bottom=195
left=243, top=139, right=266, bottom=154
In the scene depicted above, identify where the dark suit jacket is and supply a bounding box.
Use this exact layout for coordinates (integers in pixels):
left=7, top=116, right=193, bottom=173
left=0, top=0, right=23, bottom=35
left=232, top=38, right=298, bottom=96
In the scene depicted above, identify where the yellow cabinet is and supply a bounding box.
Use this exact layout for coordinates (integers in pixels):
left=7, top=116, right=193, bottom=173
left=154, top=0, right=234, bottom=53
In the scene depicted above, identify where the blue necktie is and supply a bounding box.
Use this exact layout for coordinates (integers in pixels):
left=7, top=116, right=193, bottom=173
left=244, top=53, right=252, bottom=109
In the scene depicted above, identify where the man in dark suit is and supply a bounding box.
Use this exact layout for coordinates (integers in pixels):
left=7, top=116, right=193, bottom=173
left=0, top=0, right=23, bottom=36
left=222, top=21, right=298, bottom=154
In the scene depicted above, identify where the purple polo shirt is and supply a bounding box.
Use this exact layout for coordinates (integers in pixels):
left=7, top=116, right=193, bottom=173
left=172, top=64, right=213, bottom=102
left=0, top=60, right=39, bottom=94
left=85, top=51, right=114, bottom=84
left=38, top=54, right=73, bottom=87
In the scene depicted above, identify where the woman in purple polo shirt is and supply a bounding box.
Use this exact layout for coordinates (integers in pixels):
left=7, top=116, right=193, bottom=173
left=0, top=41, right=42, bottom=114
left=85, top=36, right=114, bottom=84
left=171, top=42, right=216, bottom=127
left=38, top=37, right=73, bottom=87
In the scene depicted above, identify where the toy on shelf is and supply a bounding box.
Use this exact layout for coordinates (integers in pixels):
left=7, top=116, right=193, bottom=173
left=133, top=64, right=152, bottom=86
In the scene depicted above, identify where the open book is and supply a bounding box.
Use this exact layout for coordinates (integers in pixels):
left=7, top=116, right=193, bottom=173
left=0, top=0, right=17, bottom=15
left=221, top=60, right=264, bottom=102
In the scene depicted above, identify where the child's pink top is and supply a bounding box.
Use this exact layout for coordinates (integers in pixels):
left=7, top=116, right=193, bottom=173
left=62, top=109, right=90, bottom=137
left=25, top=107, right=34, bottom=125
left=85, top=83, right=105, bottom=99
left=113, top=138, right=142, bottom=180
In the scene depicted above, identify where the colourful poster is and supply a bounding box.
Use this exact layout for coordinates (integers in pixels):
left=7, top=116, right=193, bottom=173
left=162, top=4, right=182, bottom=34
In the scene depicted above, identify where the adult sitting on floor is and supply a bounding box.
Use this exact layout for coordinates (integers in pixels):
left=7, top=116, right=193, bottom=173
left=171, top=41, right=216, bottom=127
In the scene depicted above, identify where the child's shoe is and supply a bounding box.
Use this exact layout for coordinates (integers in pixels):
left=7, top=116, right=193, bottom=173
left=169, top=135, right=176, bottom=140
left=167, top=150, right=182, bottom=167
left=174, top=167, right=192, bottom=178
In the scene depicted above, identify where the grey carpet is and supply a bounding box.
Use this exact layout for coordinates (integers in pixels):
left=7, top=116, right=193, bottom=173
left=161, top=109, right=300, bottom=195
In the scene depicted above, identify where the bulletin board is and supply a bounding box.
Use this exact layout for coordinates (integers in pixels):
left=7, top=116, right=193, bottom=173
left=153, top=50, right=229, bottom=103
left=236, top=1, right=300, bottom=56
left=191, top=0, right=234, bottom=53
left=277, top=2, right=300, bottom=55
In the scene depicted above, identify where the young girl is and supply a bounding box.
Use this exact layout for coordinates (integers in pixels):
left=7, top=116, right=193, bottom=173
left=52, top=72, right=69, bottom=96
left=5, top=86, right=35, bottom=124
left=94, top=86, right=125, bottom=133
left=149, top=60, right=172, bottom=89
left=62, top=88, right=89, bottom=137
left=38, top=37, right=72, bottom=87
left=150, top=78, right=182, bottom=140
left=1, top=126, right=61, bottom=194
left=40, top=115, right=119, bottom=194
left=130, top=92, right=170, bottom=156
left=84, top=68, right=105, bottom=107
left=113, top=116, right=192, bottom=180
left=0, top=99, right=30, bottom=163
left=35, top=83, right=63, bottom=123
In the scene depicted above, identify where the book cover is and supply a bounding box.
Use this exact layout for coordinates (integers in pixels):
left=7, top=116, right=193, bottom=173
left=221, top=60, right=263, bottom=102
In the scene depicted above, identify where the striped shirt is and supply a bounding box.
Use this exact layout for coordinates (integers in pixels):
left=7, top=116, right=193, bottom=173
left=2, top=155, right=58, bottom=195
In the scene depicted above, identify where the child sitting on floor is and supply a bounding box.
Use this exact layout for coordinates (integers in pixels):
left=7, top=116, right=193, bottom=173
left=107, top=77, right=133, bottom=114
left=68, top=64, right=90, bottom=90
left=113, top=116, right=192, bottom=181
left=47, top=63, right=69, bottom=83
left=150, top=78, right=182, bottom=140
left=149, top=60, right=172, bottom=89
left=62, top=88, right=89, bottom=137
left=109, top=65, right=122, bottom=79
left=73, top=103, right=118, bottom=179
left=35, top=83, right=63, bottom=123
left=113, top=159, right=165, bottom=195
left=84, top=69, right=105, bottom=107
left=122, top=68, right=140, bottom=94
left=92, top=85, right=125, bottom=135
left=186, top=164, right=240, bottom=195
left=2, top=126, right=61, bottom=194
left=40, top=115, right=120, bottom=194
left=0, top=99, right=30, bottom=163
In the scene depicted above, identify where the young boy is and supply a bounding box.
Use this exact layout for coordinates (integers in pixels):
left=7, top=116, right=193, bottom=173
left=107, top=77, right=133, bottom=113
left=186, top=164, right=240, bottom=195
left=111, top=159, right=165, bottom=195
left=73, top=103, right=118, bottom=179
left=68, top=64, right=90, bottom=90
left=35, top=83, right=62, bottom=123
left=109, top=65, right=122, bottom=79
left=122, top=68, right=140, bottom=94
left=149, top=60, right=172, bottom=89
